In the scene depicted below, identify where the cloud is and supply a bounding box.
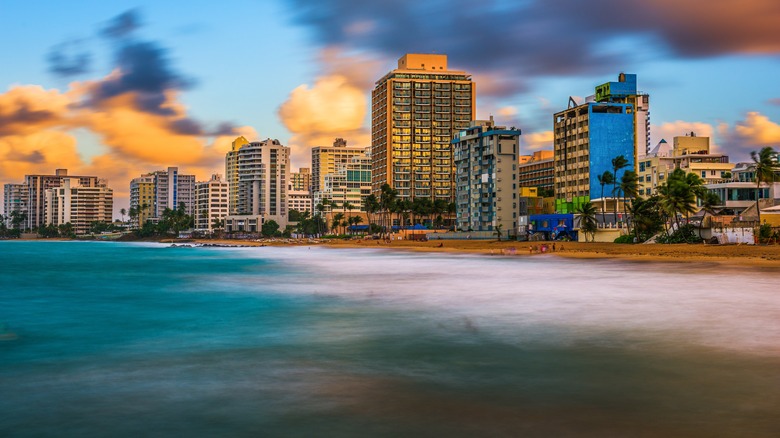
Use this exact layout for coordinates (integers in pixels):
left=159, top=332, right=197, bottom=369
left=497, top=106, right=518, bottom=117
left=521, top=130, right=553, bottom=152
left=278, top=74, right=370, bottom=167
left=653, top=113, right=780, bottom=162
left=100, top=9, right=142, bottom=39
left=47, top=40, right=92, bottom=77
left=289, top=0, right=780, bottom=97
left=1, top=9, right=250, bottom=214
left=767, top=98, right=780, bottom=106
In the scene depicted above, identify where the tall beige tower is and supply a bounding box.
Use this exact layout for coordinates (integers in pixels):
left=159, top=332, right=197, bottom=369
left=226, top=136, right=250, bottom=215
left=371, top=54, right=475, bottom=201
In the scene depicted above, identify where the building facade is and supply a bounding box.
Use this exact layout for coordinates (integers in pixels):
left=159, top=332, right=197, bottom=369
left=290, top=168, right=312, bottom=192
left=195, top=174, right=229, bottom=232
left=226, top=136, right=250, bottom=215
left=225, top=138, right=290, bottom=231
left=371, top=53, right=475, bottom=202
left=638, top=134, right=731, bottom=197
left=44, top=178, right=113, bottom=235
left=518, top=150, right=554, bottom=196
left=129, top=174, right=154, bottom=228
left=314, top=150, right=372, bottom=215
left=453, top=118, right=521, bottom=232
left=553, top=99, right=635, bottom=214
left=595, top=73, right=651, bottom=160
left=4, top=169, right=101, bottom=229
left=152, top=167, right=195, bottom=217
left=311, top=138, right=365, bottom=195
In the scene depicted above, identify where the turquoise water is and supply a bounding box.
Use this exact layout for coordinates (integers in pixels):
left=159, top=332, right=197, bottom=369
left=1, top=241, right=779, bottom=437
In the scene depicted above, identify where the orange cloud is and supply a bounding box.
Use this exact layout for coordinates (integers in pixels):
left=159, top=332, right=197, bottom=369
left=522, top=130, right=553, bottom=152
left=733, top=112, right=780, bottom=145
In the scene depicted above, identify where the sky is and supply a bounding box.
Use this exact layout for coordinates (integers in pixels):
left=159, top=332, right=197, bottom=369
left=1, top=0, right=779, bottom=214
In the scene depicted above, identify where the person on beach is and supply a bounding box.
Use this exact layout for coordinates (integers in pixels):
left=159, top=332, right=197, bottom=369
left=552, top=243, right=556, bottom=252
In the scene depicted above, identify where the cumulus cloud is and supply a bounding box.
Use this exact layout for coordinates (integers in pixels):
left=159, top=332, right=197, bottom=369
left=278, top=74, right=370, bottom=167
left=732, top=112, right=780, bottom=147
left=47, top=40, right=92, bottom=77
left=521, top=130, right=553, bottom=152
left=1, top=9, right=249, bottom=213
left=289, top=0, right=780, bottom=97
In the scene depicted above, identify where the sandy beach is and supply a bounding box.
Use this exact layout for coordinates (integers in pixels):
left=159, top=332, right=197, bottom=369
left=187, top=237, right=780, bottom=268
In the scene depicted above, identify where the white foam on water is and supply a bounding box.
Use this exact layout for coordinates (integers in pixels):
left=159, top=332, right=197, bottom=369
left=216, top=246, right=780, bottom=356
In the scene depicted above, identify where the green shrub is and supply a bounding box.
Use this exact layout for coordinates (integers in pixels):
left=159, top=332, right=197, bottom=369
left=613, top=235, right=635, bottom=244
left=656, top=224, right=702, bottom=244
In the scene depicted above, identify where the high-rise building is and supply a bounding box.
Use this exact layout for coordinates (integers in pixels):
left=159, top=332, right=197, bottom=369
left=44, top=178, right=113, bottom=235
left=518, top=150, right=555, bottom=196
left=152, top=167, right=195, bottom=217
left=453, top=118, right=521, bottom=232
left=2, top=183, right=25, bottom=227
left=594, top=73, right=651, bottom=164
left=553, top=97, right=635, bottom=214
left=371, top=54, right=475, bottom=202
left=225, top=139, right=290, bottom=232
left=314, top=149, right=372, bottom=216
left=129, top=174, right=154, bottom=228
left=195, top=174, right=229, bottom=232
left=311, top=138, right=365, bottom=195
left=4, top=169, right=101, bottom=229
left=226, top=136, right=250, bottom=215
left=128, top=167, right=195, bottom=226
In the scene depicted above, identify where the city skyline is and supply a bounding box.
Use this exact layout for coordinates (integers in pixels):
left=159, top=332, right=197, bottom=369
left=1, top=0, right=779, bottom=212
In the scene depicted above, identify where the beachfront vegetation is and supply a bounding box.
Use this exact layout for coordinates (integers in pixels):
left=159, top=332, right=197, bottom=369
left=576, top=202, right=598, bottom=242
left=751, top=146, right=779, bottom=226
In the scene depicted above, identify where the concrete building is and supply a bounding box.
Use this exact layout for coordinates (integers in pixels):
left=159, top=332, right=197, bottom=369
left=195, top=174, right=229, bottom=232
left=290, top=168, right=312, bottom=192
left=152, top=167, right=195, bottom=217
left=129, top=167, right=195, bottom=225
left=453, top=118, right=521, bottom=232
left=638, top=134, right=731, bottom=196
left=595, top=73, right=651, bottom=160
left=44, top=178, right=113, bottom=235
left=129, top=174, right=154, bottom=228
left=225, top=138, right=290, bottom=232
left=553, top=96, right=635, bottom=214
left=518, top=150, right=554, bottom=196
left=226, top=136, right=250, bottom=215
left=4, top=169, right=101, bottom=229
left=311, top=138, right=365, bottom=195
left=371, top=53, right=475, bottom=202
left=314, top=149, right=372, bottom=216
left=2, top=183, right=25, bottom=227
left=287, top=190, right=312, bottom=216
left=705, top=162, right=780, bottom=217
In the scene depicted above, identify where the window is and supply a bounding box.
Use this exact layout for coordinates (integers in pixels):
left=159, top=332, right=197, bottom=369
left=701, top=171, right=706, bottom=178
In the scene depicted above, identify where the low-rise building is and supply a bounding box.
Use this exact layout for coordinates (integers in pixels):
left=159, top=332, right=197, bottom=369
left=518, top=150, right=554, bottom=196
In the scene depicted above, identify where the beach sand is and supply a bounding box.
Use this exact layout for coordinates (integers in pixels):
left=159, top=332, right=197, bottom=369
left=190, top=237, right=780, bottom=268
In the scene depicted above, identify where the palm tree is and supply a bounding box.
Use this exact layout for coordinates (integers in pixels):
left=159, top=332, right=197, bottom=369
left=331, top=212, right=345, bottom=235
left=576, top=202, right=598, bottom=242
left=750, top=146, right=779, bottom=226
left=380, top=184, right=397, bottom=237
left=619, top=170, right=639, bottom=230
left=447, top=202, right=456, bottom=230
left=120, top=208, right=127, bottom=225
left=657, top=168, right=698, bottom=233
left=597, top=171, right=615, bottom=216
left=364, top=194, right=379, bottom=233
left=611, top=155, right=629, bottom=222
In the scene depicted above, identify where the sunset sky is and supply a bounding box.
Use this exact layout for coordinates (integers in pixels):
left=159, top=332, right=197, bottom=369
left=1, top=0, right=779, bottom=211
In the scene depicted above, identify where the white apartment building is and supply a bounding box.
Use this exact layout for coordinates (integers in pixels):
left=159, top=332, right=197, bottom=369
left=195, top=174, right=229, bottom=232
left=44, top=178, right=113, bottom=235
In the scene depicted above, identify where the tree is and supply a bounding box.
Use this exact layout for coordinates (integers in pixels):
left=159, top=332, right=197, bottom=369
left=628, top=196, right=664, bottom=243
left=364, top=194, right=379, bottom=233
left=657, top=168, right=702, bottom=233
left=10, top=210, right=27, bottom=231
left=379, top=184, right=397, bottom=236
left=120, top=208, right=127, bottom=225
left=750, top=146, right=779, bottom=226
left=331, top=212, right=345, bottom=235
left=611, top=155, right=629, bottom=222
left=597, top=171, right=615, bottom=215
left=576, top=202, right=598, bottom=242
left=619, top=170, right=639, bottom=230
left=38, top=223, right=60, bottom=238
left=261, top=220, right=280, bottom=237
left=58, top=222, right=75, bottom=238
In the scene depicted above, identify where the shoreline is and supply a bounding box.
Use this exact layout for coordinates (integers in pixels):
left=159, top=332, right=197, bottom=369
left=8, top=236, right=780, bottom=268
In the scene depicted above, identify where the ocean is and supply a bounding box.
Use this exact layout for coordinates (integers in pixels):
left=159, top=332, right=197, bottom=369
left=1, top=241, right=778, bottom=437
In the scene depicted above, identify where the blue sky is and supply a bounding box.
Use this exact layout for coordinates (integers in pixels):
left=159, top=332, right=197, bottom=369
left=1, top=0, right=779, bottom=208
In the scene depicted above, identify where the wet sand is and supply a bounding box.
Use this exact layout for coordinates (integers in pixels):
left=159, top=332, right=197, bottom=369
left=190, top=237, right=780, bottom=268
